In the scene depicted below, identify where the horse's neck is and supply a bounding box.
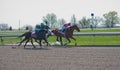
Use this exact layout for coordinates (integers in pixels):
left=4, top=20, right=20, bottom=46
left=67, top=26, right=74, bottom=33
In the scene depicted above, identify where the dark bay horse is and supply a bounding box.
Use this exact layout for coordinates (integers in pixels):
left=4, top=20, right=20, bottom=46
left=18, top=26, right=51, bottom=48
left=52, top=24, right=80, bottom=46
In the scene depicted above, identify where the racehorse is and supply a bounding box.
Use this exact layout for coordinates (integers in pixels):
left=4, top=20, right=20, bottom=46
left=18, top=26, right=51, bottom=48
left=52, top=24, right=80, bottom=46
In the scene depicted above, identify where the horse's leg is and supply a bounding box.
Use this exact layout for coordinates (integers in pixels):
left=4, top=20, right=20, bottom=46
left=35, top=39, right=39, bottom=43
left=60, top=37, right=63, bottom=46
left=24, top=39, right=30, bottom=48
left=47, top=30, right=52, bottom=38
left=46, top=33, right=51, bottom=38
left=31, top=38, right=36, bottom=48
left=38, top=40, right=42, bottom=48
left=18, top=38, right=27, bottom=46
left=64, top=38, right=71, bottom=46
left=56, top=36, right=59, bottom=42
left=44, top=38, right=49, bottom=46
left=71, top=37, right=77, bottom=46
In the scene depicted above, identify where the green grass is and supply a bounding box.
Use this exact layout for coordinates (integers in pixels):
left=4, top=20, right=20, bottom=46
left=0, top=29, right=120, bottom=45
left=81, top=28, right=120, bottom=32
left=74, top=36, right=120, bottom=45
left=47, top=35, right=120, bottom=46
left=0, top=30, right=25, bottom=45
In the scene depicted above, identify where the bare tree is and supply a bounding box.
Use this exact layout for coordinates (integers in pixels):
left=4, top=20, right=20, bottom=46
left=43, top=13, right=57, bottom=28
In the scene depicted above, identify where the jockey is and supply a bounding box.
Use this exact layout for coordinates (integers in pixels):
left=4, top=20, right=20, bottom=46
left=35, top=24, right=40, bottom=32
left=43, top=21, right=52, bottom=37
left=34, top=24, right=41, bottom=37
left=60, top=22, right=71, bottom=34
left=35, top=22, right=45, bottom=32
left=34, top=19, right=51, bottom=38
left=40, top=22, right=46, bottom=31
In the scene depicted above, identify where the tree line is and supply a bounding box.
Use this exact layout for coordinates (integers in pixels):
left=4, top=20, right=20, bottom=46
left=1, top=11, right=119, bottom=31
left=42, top=11, right=120, bottom=29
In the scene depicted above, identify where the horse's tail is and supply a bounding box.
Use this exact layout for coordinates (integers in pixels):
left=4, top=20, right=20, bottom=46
left=18, top=32, right=26, bottom=37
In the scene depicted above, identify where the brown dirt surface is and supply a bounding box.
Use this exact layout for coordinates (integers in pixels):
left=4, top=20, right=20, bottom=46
left=0, top=46, right=120, bottom=70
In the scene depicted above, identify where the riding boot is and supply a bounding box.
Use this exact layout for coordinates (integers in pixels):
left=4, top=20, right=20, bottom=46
left=60, top=29, right=65, bottom=35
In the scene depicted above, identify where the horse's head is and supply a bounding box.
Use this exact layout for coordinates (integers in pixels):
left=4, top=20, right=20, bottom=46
left=71, top=24, right=80, bottom=32
left=51, top=28, right=58, bottom=33
left=51, top=29, right=55, bottom=33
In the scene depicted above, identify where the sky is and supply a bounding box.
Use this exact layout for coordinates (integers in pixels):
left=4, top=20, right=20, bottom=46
left=0, top=0, right=120, bottom=29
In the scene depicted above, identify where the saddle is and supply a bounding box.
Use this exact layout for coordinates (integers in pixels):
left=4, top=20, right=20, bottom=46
left=58, top=29, right=65, bottom=35
left=59, top=27, right=71, bottom=34
left=33, top=30, right=47, bottom=39
left=31, top=32, right=36, bottom=38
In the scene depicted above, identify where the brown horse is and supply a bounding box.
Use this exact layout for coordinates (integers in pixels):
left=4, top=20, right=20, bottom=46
left=52, top=24, right=80, bottom=46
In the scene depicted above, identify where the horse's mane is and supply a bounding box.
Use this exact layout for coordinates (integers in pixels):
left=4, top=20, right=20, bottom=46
left=72, top=24, right=77, bottom=26
left=69, top=24, right=77, bottom=28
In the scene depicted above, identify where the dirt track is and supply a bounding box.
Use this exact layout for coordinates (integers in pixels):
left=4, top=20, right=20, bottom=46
left=0, top=46, right=120, bottom=70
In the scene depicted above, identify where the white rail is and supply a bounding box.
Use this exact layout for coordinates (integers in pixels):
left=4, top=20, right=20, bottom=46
left=74, top=32, right=120, bottom=36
